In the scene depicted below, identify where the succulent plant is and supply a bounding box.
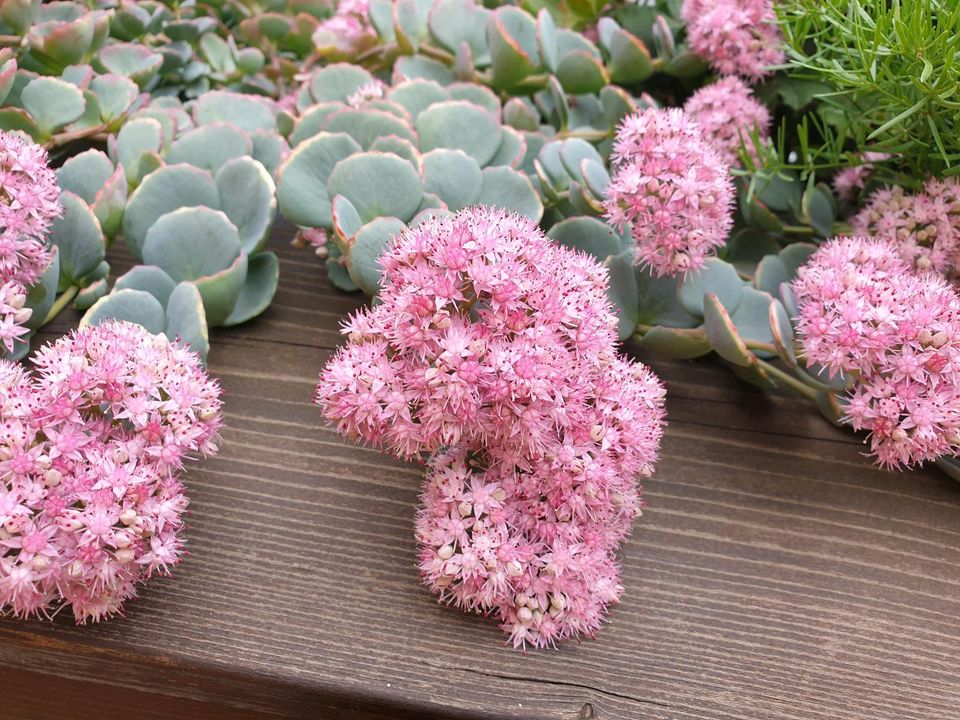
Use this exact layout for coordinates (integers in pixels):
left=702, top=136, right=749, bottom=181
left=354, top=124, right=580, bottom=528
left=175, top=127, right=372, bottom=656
left=277, top=64, right=542, bottom=293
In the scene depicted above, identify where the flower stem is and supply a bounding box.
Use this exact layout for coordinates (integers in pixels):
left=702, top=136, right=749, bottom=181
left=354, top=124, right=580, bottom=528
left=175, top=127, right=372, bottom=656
left=781, top=224, right=816, bottom=236
left=42, top=285, right=80, bottom=327
left=756, top=358, right=819, bottom=401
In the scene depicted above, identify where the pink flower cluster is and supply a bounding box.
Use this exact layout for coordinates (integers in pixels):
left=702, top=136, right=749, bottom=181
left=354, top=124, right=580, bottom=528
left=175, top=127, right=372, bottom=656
left=682, top=0, right=785, bottom=80
left=851, top=177, right=960, bottom=277
left=0, top=131, right=61, bottom=355
left=0, top=131, right=61, bottom=288
left=793, top=236, right=960, bottom=468
left=318, top=207, right=666, bottom=648
left=314, top=0, right=373, bottom=50
left=0, top=321, right=222, bottom=622
left=832, top=153, right=889, bottom=202
left=683, top=76, right=771, bottom=165
left=604, top=108, right=735, bottom=277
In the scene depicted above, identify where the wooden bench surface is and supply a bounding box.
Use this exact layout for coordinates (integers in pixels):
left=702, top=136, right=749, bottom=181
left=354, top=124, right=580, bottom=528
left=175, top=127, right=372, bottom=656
left=2, top=223, right=959, bottom=720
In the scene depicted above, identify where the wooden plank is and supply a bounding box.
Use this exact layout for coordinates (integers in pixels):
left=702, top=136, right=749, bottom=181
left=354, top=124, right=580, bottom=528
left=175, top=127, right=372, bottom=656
left=3, top=222, right=959, bottom=719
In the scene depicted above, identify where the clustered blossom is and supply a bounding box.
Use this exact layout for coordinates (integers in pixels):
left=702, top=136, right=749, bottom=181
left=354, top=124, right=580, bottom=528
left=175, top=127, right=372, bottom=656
left=0, top=321, right=223, bottom=622
left=317, top=207, right=666, bottom=648
left=683, top=76, right=771, bottom=165
left=347, top=80, right=386, bottom=108
left=793, top=236, right=960, bottom=468
left=832, top=152, right=889, bottom=202
left=0, top=131, right=61, bottom=289
left=0, top=131, right=61, bottom=356
left=604, top=108, right=735, bottom=277
left=851, top=177, right=960, bottom=278
left=682, top=0, right=785, bottom=81
left=313, top=0, right=374, bottom=52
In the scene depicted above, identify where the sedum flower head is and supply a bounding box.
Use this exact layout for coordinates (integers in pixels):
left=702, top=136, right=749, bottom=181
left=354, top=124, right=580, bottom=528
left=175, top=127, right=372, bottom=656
left=317, top=207, right=666, bottom=647
left=793, top=236, right=960, bottom=468
left=0, top=321, right=223, bottom=622
left=682, top=0, right=785, bottom=81
left=0, top=131, right=61, bottom=288
left=851, top=177, right=960, bottom=278
left=604, top=108, right=735, bottom=277
left=0, top=281, right=32, bottom=355
left=315, top=0, right=373, bottom=50
left=683, top=76, right=771, bottom=166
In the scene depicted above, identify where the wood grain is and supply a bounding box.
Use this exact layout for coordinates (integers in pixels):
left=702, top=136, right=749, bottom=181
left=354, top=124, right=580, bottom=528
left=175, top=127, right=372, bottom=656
left=2, top=221, right=959, bottom=720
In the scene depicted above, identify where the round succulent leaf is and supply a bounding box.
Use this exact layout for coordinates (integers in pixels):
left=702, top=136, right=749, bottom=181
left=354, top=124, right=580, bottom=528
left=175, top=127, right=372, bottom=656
left=677, top=257, right=744, bottom=318
left=363, top=100, right=413, bottom=123
left=114, top=265, right=177, bottom=306
left=417, top=193, right=448, bottom=213
left=727, top=359, right=775, bottom=390
left=476, top=166, right=543, bottom=222
left=368, top=0, right=397, bottom=40
left=309, top=64, right=376, bottom=103
left=369, top=135, right=422, bottom=168
left=142, top=206, right=241, bottom=282
left=429, top=0, right=491, bottom=64
left=742, top=194, right=784, bottom=232
left=89, top=73, right=138, bottom=123
left=129, top=107, right=179, bottom=146
left=81, top=289, right=166, bottom=335
left=324, top=108, right=417, bottom=150
left=192, top=251, right=249, bottom=327
left=411, top=206, right=452, bottom=226
left=393, top=54, right=455, bottom=85
left=199, top=33, right=236, bottom=75
left=580, top=159, right=610, bottom=199
left=546, top=76, right=569, bottom=130
left=20, top=76, right=85, bottom=136
left=348, top=217, right=406, bottom=295
left=326, top=152, right=424, bottom=224
left=779, top=282, right=798, bottom=319
left=599, top=85, right=637, bottom=130
left=290, top=102, right=344, bottom=146
left=222, top=252, right=279, bottom=327
left=636, top=325, right=712, bottom=360
left=192, top=91, right=278, bottom=133
left=394, top=0, right=432, bottom=52
left=801, top=183, right=836, bottom=237
left=123, top=163, right=221, bottom=258
left=635, top=267, right=703, bottom=329
left=250, top=129, right=289, bottom=178
left=754, top=254, right=789, bottom=295
left=503, top=97, right=539, bottom=131
left=215, top=157, right=277, bottom=255
left=558, top=138, right=604, bottom=182
left=165, top=281, right=210, bottom=362
left=49, top=192, right=105, bottom=284
left=275, top=132, right=361, bottom=228
left=73, top=278, right=109, bottom=311
left=115, top=117, right=164, bottom=185
left=723, top=227, right=781, bottom=276
left=487, top=127, right=526, bottom=168
left=663, top=50, right=709, bottom=79
left=703, top=292, right=754, bottom=367
left=57, top=149, right=114, bottom=204
left=605, top=251, right=639, bottom=340
left=536, top=8, right=559, bottom=73
left=778, top=242, right=817, bottom=277
left=0, top=58, right=20, bottom=108
left=333, top=194, right=364, bottom=241
left=548, top=216, right=624, bottom=260
left=608, top=28, right=654, bottom=84
left=421, top=149, right=483, bottom=211
left=165, top=122, right=253, bottom=174
left=327, top=256, right=360, bottom=292
left=91, top=164, right=127, bottom=239
left=387, top=80, right=450, bottom=120
left=799, top=362, right=855, bottom=393
left=556, top=51, right=609, bottom=95
left=416, top=101, right=501, bottom=166
left=24, top=251, right=59, bottom=332
left=769, top=298, right=796, bottom=366
left=95, top=43, right=162, bottom=86
left=487, top=8, right=538, bottom=90
left=446, top=84, right=501, bottom=117
left=729, top=287, right=776, bottom=358
left=753, top=170, right=801, bottom=213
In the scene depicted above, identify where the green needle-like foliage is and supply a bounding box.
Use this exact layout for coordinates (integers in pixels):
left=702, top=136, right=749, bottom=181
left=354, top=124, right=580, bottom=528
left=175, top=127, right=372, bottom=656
left=778, top=0, right=960, bottom=184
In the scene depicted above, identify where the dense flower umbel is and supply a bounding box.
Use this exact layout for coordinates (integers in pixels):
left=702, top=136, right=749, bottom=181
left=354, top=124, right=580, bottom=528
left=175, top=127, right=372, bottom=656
left=0, top=131, right=61, bottom=288
left=0, top=321, right=222, bottom=622
left=317, top=207, right=666, bottom=647
left=851, top=177, right=960, bottom=277
left=604, top=108, right=735, bottom=277
left=682, top=0, right=785, bottom=80
left=683, top=76, right=771, bottom=166
left=314, top=0, right=373, bottom=50
left=793, top=236, right=960, bottom=468
left=0, top=281, right=32, bottom=354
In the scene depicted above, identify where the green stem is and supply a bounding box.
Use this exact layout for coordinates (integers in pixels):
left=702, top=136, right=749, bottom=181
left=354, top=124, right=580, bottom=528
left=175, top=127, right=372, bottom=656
left=756, top=358, right=819, bottom=401
left=781, top=224, right=816, bottom=236
left=42, top=285, right=79, bottom=327
left=558, top=128, right=612, bottom=141
left=634, top=323, right=777, bottom=355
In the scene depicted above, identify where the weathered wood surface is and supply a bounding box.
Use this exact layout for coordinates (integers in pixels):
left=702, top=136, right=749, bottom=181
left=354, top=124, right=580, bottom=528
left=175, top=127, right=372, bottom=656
left=2, top=222, right=959, bottom=720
